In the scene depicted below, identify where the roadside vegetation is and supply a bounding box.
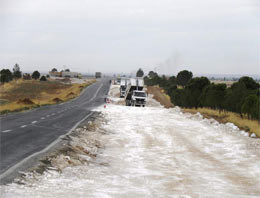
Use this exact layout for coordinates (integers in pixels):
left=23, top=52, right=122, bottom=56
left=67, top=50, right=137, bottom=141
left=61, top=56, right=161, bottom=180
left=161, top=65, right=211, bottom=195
left=144, top=70, right=260, bottom=137
left=0, top=64, right=94, bottom=114
left=147, top=86, right=173, bottom=108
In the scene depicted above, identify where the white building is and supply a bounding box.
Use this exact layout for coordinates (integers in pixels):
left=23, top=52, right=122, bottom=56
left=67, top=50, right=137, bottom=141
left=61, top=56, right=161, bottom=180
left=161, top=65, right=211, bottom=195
left=61, top=72, right=80, bottom=78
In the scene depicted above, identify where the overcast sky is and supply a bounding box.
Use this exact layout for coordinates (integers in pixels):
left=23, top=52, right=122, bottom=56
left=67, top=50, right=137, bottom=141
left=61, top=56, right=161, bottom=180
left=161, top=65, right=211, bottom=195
left=0, top=0, right=259, bottom=75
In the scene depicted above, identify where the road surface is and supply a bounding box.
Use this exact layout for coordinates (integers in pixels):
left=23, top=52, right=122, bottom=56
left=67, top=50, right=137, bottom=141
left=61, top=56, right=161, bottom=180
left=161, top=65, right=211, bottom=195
left=0, top=79, right=110, bottom=183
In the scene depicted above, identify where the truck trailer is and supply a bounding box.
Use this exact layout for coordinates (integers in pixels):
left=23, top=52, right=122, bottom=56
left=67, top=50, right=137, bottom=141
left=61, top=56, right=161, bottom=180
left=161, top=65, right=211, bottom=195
left=120, top=78, right=130, bottom=98
left=95, top=72, right=102, bottom=78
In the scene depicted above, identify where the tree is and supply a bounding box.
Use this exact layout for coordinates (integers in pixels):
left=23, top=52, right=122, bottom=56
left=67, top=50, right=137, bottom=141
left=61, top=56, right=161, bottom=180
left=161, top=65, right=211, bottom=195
left=241, top=95, right=259, bottom=119
left=238, top=76, right=258, bottom=90
left=164, top=76, right=177, bottom=94
left=40, top=75, right=47, bottom=81
left=51, top=68, right=57, bottom=72
left=136, top=68, right=144, bottom=77
left=177, top=70, right=193, bottom=87
left=32, top=71, right=40, bottom=80
left=224, top=81, right=256, bottom=115
left=13, top=63, right=22, bottom=79
left=65, top=69, right=70, bottom=72
left=200, top=83, right=227, bottom=110
left=148, top=71, right=157, bottom=78
left=168, top=76, right=177, bottom=84
left=144, top=76, right=151, bottom=86
left=170, top=89, right=188, bottom=107
left=46, top=74, right=50, bottom=78
left=0, top=69, right=13, bottom=83
left=185, top=77, right=210, bottom=108
left=159, top=75, right=168, bottom=88
left=186, top=77, right=210, bottom=91
left=242, top=95, right=259, bottom=119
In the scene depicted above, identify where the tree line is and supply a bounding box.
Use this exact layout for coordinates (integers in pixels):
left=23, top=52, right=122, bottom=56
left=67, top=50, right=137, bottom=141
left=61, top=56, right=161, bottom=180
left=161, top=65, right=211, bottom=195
left=144, top=70, right=259, bottom=120
left=1, top=63, right=48, bottom=83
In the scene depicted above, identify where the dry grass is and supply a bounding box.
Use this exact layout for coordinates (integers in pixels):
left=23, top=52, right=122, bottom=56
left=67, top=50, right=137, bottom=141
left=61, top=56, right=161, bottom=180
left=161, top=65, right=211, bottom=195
left=147, top=86, right=174, bottom=108
left=0, top=79, right=95, bottom=114
left=184, top=108, right=260, bottom=138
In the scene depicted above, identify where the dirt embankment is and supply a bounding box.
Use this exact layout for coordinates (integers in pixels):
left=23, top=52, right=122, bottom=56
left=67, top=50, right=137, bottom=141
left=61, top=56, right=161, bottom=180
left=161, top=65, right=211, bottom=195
left=147, top=86, right=174, bottom=108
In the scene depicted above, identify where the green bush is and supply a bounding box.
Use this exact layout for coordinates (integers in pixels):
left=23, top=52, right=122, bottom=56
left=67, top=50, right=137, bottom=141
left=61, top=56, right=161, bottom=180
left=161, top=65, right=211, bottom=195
left=0, top=69, right=13, bottom=83
left=144, top=70, right=259, bottom=120
left=32, top=71, right=40, bottom=80
left=40, top=76, right=47, bottom=81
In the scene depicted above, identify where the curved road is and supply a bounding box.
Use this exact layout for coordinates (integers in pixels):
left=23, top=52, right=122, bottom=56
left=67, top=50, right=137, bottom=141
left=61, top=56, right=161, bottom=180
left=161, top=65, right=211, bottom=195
left=0, top=78, right=110, bottom=183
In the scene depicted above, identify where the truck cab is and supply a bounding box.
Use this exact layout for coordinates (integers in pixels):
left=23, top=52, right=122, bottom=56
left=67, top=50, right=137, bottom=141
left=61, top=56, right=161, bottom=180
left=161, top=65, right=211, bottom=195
left=125, top=78, right=147, bottom=107
left=131, top=90, right=147, bottom=107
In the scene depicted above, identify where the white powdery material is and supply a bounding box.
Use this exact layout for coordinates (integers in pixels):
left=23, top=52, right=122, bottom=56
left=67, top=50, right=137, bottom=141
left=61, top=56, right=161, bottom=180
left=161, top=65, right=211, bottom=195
left=225, top=122, right=239, bottom=131
left=195, top=112, right=203, bottom=119
left=240, top=131, right=249, bottom=137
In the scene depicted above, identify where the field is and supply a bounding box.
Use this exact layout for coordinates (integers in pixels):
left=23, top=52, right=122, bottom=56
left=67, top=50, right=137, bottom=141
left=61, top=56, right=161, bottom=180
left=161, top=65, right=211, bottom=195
left=210, top=80, right=235, bottom=87
left=147, top=86, right=260, bottom=138
left=0, top=79, right=94, bottom=114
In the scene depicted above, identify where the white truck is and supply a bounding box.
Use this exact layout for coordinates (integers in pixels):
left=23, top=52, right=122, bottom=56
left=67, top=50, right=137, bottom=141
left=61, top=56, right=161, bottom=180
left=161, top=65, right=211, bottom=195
left=125, top=78, right=147, bottom=107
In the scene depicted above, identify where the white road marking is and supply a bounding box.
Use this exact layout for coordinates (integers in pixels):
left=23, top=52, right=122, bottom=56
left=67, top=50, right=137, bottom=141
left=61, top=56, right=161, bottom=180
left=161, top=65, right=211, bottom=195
left=41, top=117, right=45, bottom=120
left=2, top=130, right=12, bottom=133
left=21, top=125, right=27, bottom=128
left=46, top=115, right=50, bottom=117
left=31, top=121, right=37, bottom=124
left=52, top=113, right=55, bottom=115
left=81, top=83, right=103, bottom=106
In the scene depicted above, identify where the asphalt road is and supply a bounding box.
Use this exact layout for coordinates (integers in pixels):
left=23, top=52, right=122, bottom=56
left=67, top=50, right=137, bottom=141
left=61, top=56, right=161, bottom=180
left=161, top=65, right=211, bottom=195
left=0, top=78, right=110, bottom=182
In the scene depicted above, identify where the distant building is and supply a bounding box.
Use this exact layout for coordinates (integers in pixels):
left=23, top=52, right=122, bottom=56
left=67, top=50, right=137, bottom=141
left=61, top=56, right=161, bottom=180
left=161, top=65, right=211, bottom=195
left=49, top=71, right=81, bottom=78
left=23, top=73, right=31, bottom=80
left=49, top=71, right=62, bottom=77
left=61, top=72, right=80, bottom=78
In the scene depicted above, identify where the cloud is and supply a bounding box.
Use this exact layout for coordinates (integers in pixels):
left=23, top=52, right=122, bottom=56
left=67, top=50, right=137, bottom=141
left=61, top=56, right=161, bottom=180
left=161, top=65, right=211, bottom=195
left=0, top=0, right=259, bottom=75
